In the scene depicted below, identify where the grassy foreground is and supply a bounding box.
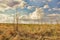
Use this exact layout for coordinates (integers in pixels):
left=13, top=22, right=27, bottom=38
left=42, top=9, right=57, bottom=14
left=0, top=23, right=60, bottom=40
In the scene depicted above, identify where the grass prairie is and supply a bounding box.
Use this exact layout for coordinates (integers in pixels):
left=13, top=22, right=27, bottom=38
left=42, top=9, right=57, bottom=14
left=0, top=23, right=60, bottom=40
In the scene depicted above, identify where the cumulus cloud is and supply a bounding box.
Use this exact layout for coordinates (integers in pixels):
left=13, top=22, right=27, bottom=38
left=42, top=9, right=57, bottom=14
left=19, top=15, right=29, bottom=19
left=18, top=13, right=60, bottom=24
left=29, top=8, right=44, bottom=19
left=18, top=1, right=27, bottom=9
left=27, top=6, right=32, bottom=9
left=43, top=4, right=49, bottom=8
left=20, top=8, right=44, bottom=19
left=0, top=13, right=60, bottom=24
left=27, top=6, right=35, bottom=10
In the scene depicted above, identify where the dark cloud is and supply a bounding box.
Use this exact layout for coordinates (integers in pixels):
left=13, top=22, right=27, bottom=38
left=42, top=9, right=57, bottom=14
left=0, top=0, right=20, bottom=7
left=7, top=1, right=20, bottom=7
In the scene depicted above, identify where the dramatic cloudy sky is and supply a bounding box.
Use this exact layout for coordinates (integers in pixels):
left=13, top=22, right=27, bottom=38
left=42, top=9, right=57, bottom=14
left=0, top=0, right=60, bottom=23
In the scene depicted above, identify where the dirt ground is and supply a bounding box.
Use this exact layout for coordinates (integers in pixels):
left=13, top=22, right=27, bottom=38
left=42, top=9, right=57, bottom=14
left=0, top=23, right=60, bottom=40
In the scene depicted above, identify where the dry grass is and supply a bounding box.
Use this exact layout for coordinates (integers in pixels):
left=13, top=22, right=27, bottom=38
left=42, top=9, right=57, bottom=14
left=0, top=23, right=60, bottom=40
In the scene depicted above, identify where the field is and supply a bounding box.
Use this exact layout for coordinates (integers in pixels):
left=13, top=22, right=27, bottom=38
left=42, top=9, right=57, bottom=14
left=0, top=23, right=60, bottom=40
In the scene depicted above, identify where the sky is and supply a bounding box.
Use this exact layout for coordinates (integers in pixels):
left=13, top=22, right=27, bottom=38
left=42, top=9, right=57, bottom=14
left=0, top=0, right=60, bottom=23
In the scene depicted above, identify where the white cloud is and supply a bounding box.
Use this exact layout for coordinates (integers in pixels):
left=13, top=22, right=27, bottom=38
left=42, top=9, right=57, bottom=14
left=19, top=13, right=60, bottom=24
left=0, top=14, right=8, bottom=23
left=14, top=0, right=23, bottom=2
left=47, top=0, right=52, bottom=2
left=30, top=0, right=52, bottom=3
left=52, top=8, right=60, bottom=11
left=47, top=14, right=60, bottom=23
left=43, top=4, right=49, bottom=8
left=27, top=6, right=32, bottom=9
left=57, top=2, right=60, bottom=4
left=0, top=13, right=60, bottom=24
left=29, top=8, right=44, bottom=19
left=27, top=6, right=35, bottom=10
left=48, top=9, right=52, bottom=11
left=0, top=3, right=10, bottom=11
left=18, top=1, right=27, bottom=9
left=18, top=8, right=44, bottom=20
left=47, top=14, right=60, bottom=17
left=0, top=14, right=14, bottom=23
left=19, top=15, right=29, bottom=19
left=30, top=0, right=36, bottom=2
